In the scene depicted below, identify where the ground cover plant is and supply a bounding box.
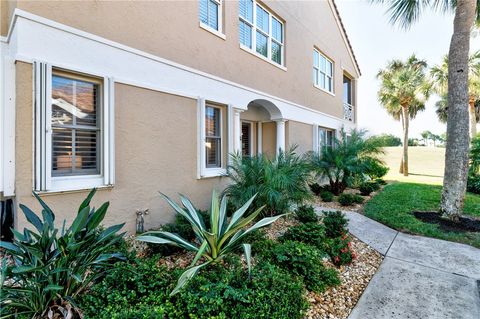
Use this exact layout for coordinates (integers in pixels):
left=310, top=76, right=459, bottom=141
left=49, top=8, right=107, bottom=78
left=0, top=189, right=125, bottom=319
left=295, top=205, right=318, bottom=223
left=226, top=147, right=312, bottom=216
left=338, top=193, right=364, bottom=206
left=137, top=191, right=283, bottom=295
left=364, top=182, right=480, bottom=248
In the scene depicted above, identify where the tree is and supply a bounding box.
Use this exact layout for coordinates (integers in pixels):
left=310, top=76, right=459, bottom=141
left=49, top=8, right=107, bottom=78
left=430, top=51, right=480, bottom=138
left=377, top=55, right=430, bottom=176
left=420, top=130, right=432, bottom=145
left=372, top=0, right=478, bottom=221
left=368, top=134, right=402, bottom=147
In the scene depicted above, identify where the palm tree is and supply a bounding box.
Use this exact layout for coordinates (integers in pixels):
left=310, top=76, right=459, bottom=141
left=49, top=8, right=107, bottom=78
left=377, top=55, right=430, bottom=176
left=421, top=130, right=432, bottom=145
left=372, top=0, right=478, bottom=221
left=430, top=51, right=480, bottom=138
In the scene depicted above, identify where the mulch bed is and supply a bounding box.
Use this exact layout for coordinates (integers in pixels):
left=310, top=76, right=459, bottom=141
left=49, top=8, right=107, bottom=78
left=413, top=211, right=480, bottom=233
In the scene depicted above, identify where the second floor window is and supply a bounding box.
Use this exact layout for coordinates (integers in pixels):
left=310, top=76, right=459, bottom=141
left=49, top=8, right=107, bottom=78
left=200, top=0, right=221, bottom=31
left=343, top=75, right=352, bottom=105
left=313, top=50, right=334, bottom=93
left=239, top=0, right=284, bottom=65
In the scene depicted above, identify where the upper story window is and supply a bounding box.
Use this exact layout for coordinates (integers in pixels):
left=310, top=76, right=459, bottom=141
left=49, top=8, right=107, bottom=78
left=239, top=0, right=284, bottom=65
left=313, top=50, right=334, bottom=93
left=200, top=0, right=222, bottom=31
left=343, top=75, right=352, bottom=105
left=34, top=62, right=114, bottom=192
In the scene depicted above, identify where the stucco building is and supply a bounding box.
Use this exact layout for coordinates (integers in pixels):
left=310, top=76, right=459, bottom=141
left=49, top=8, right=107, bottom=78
left=0, top=0, right=360, bottom=233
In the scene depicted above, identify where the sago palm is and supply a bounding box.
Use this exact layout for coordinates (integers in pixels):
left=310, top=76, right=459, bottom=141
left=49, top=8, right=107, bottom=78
left=372, top=0, right=478, bottom=221
left=430, top=51, right=480, bottom=138
left=377, top=54, right=431, bottom=176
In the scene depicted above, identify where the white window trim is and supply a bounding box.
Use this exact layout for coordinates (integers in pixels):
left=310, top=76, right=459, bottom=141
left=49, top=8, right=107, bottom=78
left=33, top=62, right=115, bottom=193
left=313, top=125, right=335, bottom=154
left=199, top=0, right=223, bottom=35
left=239, top=0, right=285, bottom=67
left=198, top=98, right=227, bottom=179
left=313, top=49, right=335, bottom=95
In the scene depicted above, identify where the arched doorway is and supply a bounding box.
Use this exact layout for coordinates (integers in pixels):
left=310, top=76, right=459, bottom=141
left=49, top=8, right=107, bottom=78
left=239, top=99, right=285, bottom=158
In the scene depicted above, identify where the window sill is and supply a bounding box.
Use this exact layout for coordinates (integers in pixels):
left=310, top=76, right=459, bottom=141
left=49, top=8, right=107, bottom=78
left=239, top=44, right=287, bottom=72
left=199, top=22, right=226, bottom=40
left=36, top=184, right=113, bottom=197
left=313, top=84, right=335, bottom=97
left=36, top=175, right=113, bottom=196
left=199, top=168, right=227, bottom=179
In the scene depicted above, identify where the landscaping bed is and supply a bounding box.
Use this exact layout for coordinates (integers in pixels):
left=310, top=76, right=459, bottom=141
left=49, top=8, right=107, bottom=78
left=364, top=182, right=480, bottom=248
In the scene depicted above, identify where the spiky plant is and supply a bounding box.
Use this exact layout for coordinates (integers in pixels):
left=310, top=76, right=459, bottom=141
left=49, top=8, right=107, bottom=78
left=137, top=191, right=283, bottom=295
left=0, top=189, right=125, bottom=319
left=225, top=147, right=312, bottom=216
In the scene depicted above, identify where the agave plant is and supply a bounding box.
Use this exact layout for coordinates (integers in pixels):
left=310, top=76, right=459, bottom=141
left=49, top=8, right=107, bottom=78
left=0, top=189, right=125, bottom=319
left=137, top=191, right=283, bottom=295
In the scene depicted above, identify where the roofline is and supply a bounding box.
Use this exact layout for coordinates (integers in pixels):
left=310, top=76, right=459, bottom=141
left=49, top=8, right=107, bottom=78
left=328, top=0, right=362, bottom=76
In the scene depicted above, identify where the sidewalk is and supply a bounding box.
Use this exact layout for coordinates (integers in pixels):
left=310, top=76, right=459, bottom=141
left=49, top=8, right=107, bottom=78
left=316, top=207, right=480, bottom=319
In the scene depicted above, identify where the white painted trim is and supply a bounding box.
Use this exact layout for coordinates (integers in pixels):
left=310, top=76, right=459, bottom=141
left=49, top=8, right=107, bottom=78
left=312, top=124, right=319, bottom=153
left=239, top=44, right=287, bottom=71
left=108, top=77, right=115, bottom=185
left=233, top=109, right=242, bottom=153
left=0, top=42, right=5, bottom=195
left=227, top=104, right=234, bottom=163
left=275, top=119, right=286, bottom=155
left=257, top=122, right=262, bottom=154
left=3, top=56, right=16, bottom=197
left=199, top=22, right=226, bottom=40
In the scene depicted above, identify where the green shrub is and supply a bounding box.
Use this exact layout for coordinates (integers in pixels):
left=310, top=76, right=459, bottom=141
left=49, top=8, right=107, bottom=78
left=359, top=182, right=377, bottom=196
left=309, top=183, right=323, bottom=195
left=81, top=258, right=308, bottom=319
left=375, top=178, right=388, bottom=185
left=295, top=205, right=318, bottom=223
left=226, top=147, right=313, bottom=216
left=280, top=223, right=327, bottom=252
left=137, top=191, right=283, bottom=295
left=309, top=129, right=385, bottom=195
left=326, top=235, right=356, bottom=266
left=174, top=261, right=309, bottom=319
left=365, top=160, right=389, bottom=179
left=265, top=241, right=340, bottom=293
left=467, top=174, right=480, bottom=194
left=79, top=257, right=176, bottom=319
left=0, top=189, right=125, bottom=319
left=338, top=194, right=364, bottom=206
left=322, top=211, right=348, bottom=238
left=320, top=190, right=334, bottom=202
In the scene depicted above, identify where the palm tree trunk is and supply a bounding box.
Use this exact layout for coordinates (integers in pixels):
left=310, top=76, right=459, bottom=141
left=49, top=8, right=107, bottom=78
left=402, top=105, right=409, bottom=176
left=469, top=97, right=477, bottom=138
left=440, top=0, right=476, bottom=221
left=399, top=112, right=404, bottom=174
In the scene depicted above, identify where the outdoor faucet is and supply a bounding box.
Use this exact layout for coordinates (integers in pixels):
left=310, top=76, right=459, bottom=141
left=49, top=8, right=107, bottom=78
left=135, top=209, right=149, bottom=233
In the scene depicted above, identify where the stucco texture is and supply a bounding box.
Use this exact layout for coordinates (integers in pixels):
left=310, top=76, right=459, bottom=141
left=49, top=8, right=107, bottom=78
left=8, top=0, right=358, bottom=119
left=14, top=62, right=227, bottom=233
left=287, top=120, right=313, bottom=155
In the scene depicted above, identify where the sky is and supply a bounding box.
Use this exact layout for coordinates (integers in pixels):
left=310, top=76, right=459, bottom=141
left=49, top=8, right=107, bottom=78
left=336, top=0, right=480, bottom=139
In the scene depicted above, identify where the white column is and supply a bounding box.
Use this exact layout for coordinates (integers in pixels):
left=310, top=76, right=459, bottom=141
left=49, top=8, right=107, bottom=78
left=257, top=122, right=262, bottom=155
left=275, top=119, right=286, bottom=155
left=234, top=109, right=242, bottom=153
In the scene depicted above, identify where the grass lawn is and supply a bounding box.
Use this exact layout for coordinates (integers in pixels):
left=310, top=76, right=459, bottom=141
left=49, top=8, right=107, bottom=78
left=382, top=146, right=445, bottom=185
left=364, top=182, right=480, bottom=248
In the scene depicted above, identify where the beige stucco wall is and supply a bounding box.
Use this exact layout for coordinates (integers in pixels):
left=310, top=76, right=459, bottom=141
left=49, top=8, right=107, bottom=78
left=5, top=0, right=358, bottom=118
left=287, top=121, right=313, bottom=155
left=15, top=62, right=228, bottom=233
left=261, top=122, right=276, bottom=158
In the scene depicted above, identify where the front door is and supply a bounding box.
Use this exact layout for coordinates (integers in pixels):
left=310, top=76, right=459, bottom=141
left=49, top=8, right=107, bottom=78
left=241, top=122, right=252, bottom=157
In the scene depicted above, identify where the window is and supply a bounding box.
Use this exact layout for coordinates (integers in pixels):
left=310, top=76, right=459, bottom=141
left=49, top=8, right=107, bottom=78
left=318, top=128, right=334, bottom=153
left=51, top=73, right=100, bottom=176
left=343, top=75, right=352, bottom=105
left=200, top=0, right=221, bottom=31
left=241, top=121, right=252, bottom=157
left=34, top=62, right=114, bottom=192
left=313, top=50, right=334, bottom=93
left=205, top=105, right=222, bottom=168
left=239, top=0, right=284, bottom=65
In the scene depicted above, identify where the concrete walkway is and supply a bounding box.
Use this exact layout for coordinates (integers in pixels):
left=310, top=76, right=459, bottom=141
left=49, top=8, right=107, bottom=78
left=316, top=207, right=480, bottom=319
